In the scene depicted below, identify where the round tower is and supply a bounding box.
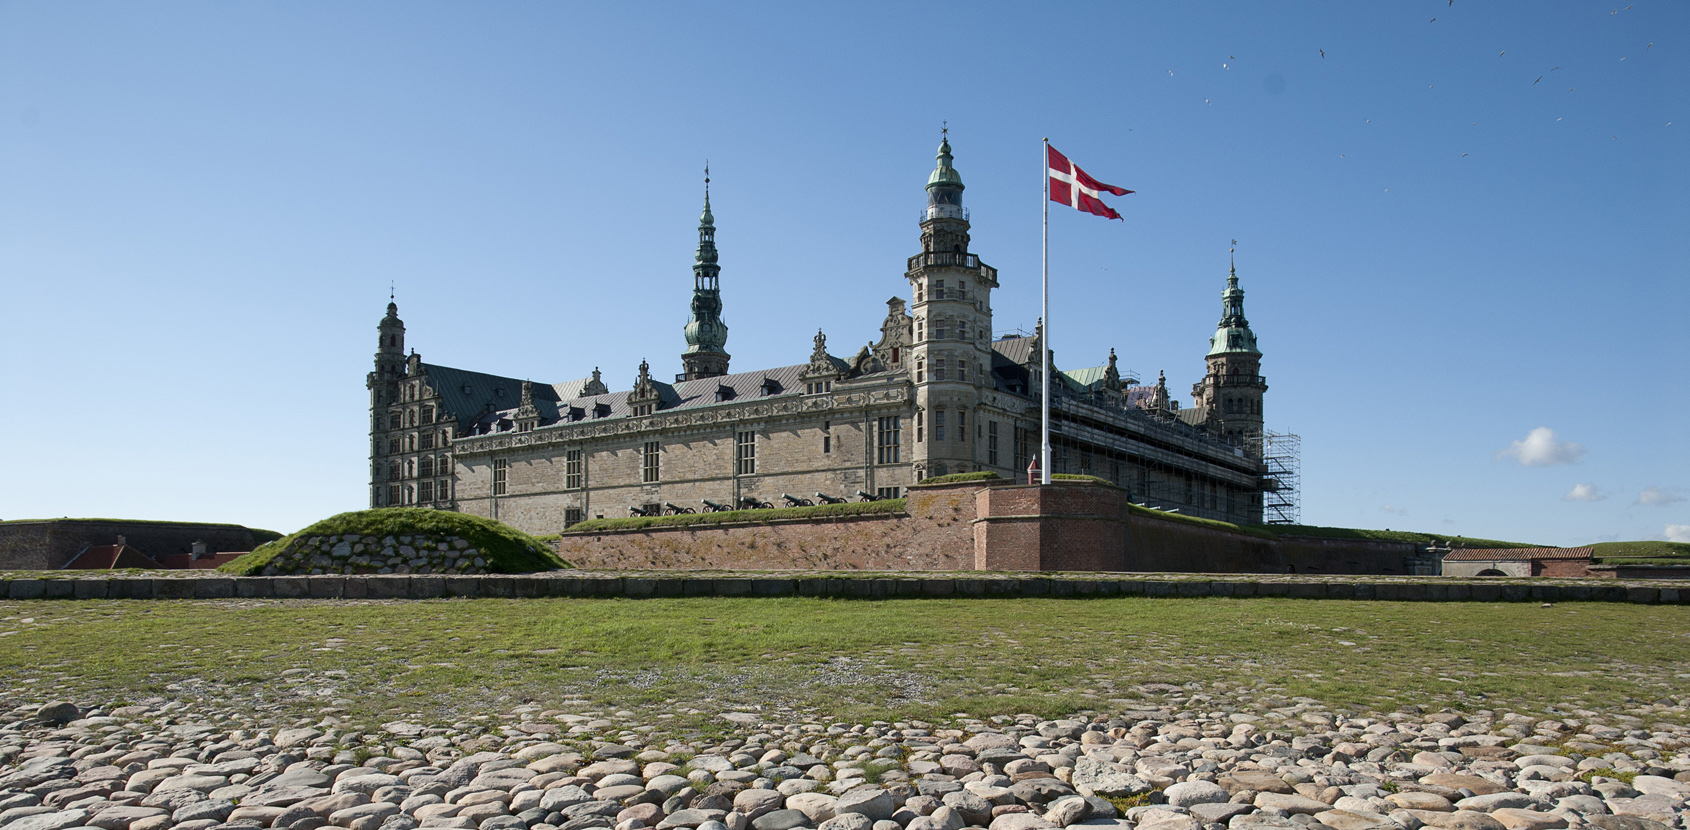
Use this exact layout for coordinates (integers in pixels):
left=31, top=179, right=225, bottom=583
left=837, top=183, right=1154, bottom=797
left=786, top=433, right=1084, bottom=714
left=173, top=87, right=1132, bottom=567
left=1196, top=252, right=1266, bottom=445
left=906, top=132, right=998, bottom=478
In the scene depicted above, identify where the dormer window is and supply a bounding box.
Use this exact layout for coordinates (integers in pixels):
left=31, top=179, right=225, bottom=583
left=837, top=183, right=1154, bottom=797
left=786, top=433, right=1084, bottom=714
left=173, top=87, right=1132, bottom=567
left=518, top=421, right=534, bottom=433
left=805, top=380, right=833, bottom=395
left=761, top=378, right=782, bottom=396
left=568, top=406, right=585, bottom=422
left=716, top=385, right=736, bottom=402
left=593, top=403, right=611, bottom=418
left=632, top=403, right=654, bottom=417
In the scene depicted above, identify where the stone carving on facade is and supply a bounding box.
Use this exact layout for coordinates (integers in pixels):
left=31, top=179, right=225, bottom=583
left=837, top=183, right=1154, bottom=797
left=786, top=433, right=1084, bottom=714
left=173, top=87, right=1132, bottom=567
left=584, top=368, right=609, bottom=396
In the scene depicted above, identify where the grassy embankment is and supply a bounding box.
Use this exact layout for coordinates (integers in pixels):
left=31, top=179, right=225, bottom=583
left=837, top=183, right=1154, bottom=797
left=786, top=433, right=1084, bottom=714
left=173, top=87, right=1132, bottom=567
left=219, top=508, right=567, bottom=575
left=0, top=596, right=1683, bottom=736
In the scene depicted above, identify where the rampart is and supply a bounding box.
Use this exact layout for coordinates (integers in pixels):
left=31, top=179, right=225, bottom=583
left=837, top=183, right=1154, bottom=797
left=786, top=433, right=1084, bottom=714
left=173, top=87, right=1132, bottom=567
left=551, top=479, right=1424, bottom=574
left=0, top=519, right=261, bottom=570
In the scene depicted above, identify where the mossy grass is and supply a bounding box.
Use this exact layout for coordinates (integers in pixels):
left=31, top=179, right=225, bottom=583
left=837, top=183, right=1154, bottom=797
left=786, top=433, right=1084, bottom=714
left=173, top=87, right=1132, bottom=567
left=1128, top=504, right=1280, bottom=541
left=218, top=508, right=568, bottom=575
left=563, top=499, right=906, bottom=533
left=1265, top=524, right=1535, bottom=549
left=1051, top=473, right=1120, bottom=487
left=4, top=596, right=1683, bottom=740
left=1591, top=541, right=1690, bottom=561
left=917, top=472, right=1003, bottom=485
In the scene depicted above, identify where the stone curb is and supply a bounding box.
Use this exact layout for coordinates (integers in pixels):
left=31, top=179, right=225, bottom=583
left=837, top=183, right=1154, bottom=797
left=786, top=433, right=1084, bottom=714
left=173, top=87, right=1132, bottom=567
left=0, top=574, right=1684, bottom=603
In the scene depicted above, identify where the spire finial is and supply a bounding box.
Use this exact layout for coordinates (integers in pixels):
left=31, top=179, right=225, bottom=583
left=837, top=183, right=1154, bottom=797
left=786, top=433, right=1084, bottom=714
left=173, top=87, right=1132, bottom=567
left=390, top=280, right=394, bottom=301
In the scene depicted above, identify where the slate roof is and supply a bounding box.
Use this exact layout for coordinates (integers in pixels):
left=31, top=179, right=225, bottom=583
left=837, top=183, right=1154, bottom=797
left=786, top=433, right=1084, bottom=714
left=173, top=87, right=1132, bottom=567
left=464, top=363, right=816, bottom=434
left=420, top=364, right=549, bottom=425
left=992, top=335, right=1035, bottom=365
left=1442, top=546, right=1594, bottom=561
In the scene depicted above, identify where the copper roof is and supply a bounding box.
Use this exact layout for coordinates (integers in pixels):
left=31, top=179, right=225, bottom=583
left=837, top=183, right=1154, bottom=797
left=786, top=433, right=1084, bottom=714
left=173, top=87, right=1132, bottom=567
left=1443, top=546, right=1594, bottom=561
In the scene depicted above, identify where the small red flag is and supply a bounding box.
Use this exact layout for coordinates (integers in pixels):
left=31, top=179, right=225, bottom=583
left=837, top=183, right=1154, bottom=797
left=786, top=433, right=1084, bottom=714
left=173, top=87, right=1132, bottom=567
left=1048, top=145, right=1133, bottom=220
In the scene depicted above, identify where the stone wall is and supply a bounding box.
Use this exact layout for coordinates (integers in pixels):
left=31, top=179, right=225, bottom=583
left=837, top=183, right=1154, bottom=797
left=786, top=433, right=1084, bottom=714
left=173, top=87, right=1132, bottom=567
left=551, top=481, right=980, bottom=571
left=0, top=520, right=260, bottom=571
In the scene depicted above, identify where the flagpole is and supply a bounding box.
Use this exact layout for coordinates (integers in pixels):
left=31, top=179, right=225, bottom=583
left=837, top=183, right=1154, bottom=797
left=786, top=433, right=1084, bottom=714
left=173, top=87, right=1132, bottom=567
left=1040, top=138, right=1051, bottom=486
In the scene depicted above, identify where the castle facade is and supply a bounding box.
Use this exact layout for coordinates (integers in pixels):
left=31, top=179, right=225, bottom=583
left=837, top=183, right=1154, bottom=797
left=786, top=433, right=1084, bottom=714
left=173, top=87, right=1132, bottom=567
left=366, top=140, right=1272, bottom=535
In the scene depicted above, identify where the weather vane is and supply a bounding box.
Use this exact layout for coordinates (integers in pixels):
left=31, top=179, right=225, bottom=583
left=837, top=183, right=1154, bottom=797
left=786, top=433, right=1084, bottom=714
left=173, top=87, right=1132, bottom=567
left=942, top=120, right=948, bottom=139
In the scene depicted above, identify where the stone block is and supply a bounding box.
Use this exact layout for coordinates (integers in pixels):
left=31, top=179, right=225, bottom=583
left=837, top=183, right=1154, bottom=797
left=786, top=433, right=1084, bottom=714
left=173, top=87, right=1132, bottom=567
left=1443, top=583, right=1470, bottom=601
left=511, top=577, right=542, bottom=598
left=195, top=578, right=236, bottom=599
left=1627, top=587, right=1659, bottom=604
left=367, top=577, right=410, bottom=599
left=273, top=577, right=310, bottom=597
left=154, top=579, right=195, bottom=599
left=1352, top=582, right=1375, bottom=599
left=8, top=579, right=45, bottom=599
left=956, top=579, right=986, bottom=596
left=894, top=579, right=923, bottom=596
left=345, top=576, right=370, bottom=598
left=1562, top=584, right=1594, bottom=601
left=1422, top=583, right=1449, bottom=602
left=1661, top=588, right=1681, bottom=604
left=1324, top=583, right=1355, bottom=600
left=43, top=579, right=74, bottom=598
left=683, top=578, right=715, bottom=596
left=1500, top=584, right=1530, bottom=602
left=444, top=577, right=479, bottom=597
left=482, top=577, right=515, bottom=597
left=548, top=576, right=581, bottom=596
left=111, top=578, right=154, bottom=599
left=923, top=579, right=954, bottom=596
left=411, top=577, right=445, bottom=598
left=1530, top=585, right=1559, bottom=602
left=73, top=579, right=108, bottom=599
left=1144, top=581, right=1176, bottom=597
left=1072, top=580, right=1100, bottom=596
left=1289, top=582, right=1324, bottom=599
left=1177, top=581, right=1211, bottom=597
left=308, top=576, right=345, bottom=598
left=752, top=578, right=795, bottom=596
left=1049, top=579, right=1077, bottom=596
left=624, top=578, right=657, bottom=596
left=650, top=578, right=684, bottom=596
left=1256, top=581, right=1288, bottom=597
left=235, top=578, right=271, bottom=598
left=1468, top=583, right=1501, bottom=602
left=715, top=578, right=752, bottom=596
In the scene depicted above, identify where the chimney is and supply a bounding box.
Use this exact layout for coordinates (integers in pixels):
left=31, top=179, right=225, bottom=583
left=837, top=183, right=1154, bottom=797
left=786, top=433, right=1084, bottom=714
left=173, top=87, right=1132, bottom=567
left=191, top=540, right=208, bottom=559
left=116, top=535, right=126, bottom=548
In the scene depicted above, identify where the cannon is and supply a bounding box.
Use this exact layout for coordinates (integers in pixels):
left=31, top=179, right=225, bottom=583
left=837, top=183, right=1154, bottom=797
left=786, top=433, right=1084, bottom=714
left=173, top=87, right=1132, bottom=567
left=781, top=493, right=814, bottom=507
left=629, top=505, right=657, bottom=517
left=856, top=490, right=880, bottom=502
left=815, top=492, right=848, bottom=504
left=700, top=499, right=733, bottom=513
left=738, top=496, right=774, bottom=510
left=664, top=502, right=696, bottom=515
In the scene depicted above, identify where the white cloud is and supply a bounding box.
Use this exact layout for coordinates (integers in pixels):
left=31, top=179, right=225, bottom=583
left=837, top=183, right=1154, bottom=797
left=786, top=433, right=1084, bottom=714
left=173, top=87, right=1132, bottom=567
left=1563, top=483, right=1606, bottom=502
left=1380, top=504, right=1408, bottom=516
left=1636, top=486, right=1686, bottom=507
left=1496, top=427, right=1585, bottom=466
left=1667, top=525, right=1690, bottom=544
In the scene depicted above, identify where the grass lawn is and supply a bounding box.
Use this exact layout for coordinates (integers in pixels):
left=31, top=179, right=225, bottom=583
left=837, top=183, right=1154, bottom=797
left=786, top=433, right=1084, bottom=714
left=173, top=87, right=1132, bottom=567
left=2, top=597, right=1685, bottom=738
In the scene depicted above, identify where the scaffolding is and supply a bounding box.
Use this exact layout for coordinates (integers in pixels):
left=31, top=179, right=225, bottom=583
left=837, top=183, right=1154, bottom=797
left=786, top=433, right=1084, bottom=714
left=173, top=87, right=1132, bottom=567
left=1250, top=430, right=1302, bottom=525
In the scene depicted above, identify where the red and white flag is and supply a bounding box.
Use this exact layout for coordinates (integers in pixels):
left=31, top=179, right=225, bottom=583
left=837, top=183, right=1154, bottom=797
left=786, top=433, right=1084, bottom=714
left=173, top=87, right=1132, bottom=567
left=1047, top=145, right=1133, bottom=220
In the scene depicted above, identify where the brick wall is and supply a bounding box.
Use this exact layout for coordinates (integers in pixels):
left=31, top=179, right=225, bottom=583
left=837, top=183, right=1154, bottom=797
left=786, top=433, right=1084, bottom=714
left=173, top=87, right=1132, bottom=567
left=0, top=521, right=260, bottom=571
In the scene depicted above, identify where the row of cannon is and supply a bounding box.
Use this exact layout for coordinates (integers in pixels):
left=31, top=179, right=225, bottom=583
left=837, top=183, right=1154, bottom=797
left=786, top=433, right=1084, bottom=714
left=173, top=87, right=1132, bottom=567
left=628, top=491, right=885, bottom=517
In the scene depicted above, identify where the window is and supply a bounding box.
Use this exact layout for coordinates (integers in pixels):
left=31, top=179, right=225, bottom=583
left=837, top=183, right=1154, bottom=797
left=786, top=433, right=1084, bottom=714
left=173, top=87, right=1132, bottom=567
left=916, top=319, right=924, bottom=340
left=957, top=321, right=967, bottom=341
left=632, top=403, right=654, bottom=416
left=517, top=421, right=533, bottom=433
left=877, top=416, right=901, bottom=463
left=642, top=441, right=661, bottom=483
left=387, top=438, right=400, bottom=455
left=418, top=480, right=434, bottom=503
left=822, top=421, right=831, bottom=455
left=420, top=432, right=436, bottom=450
left=1014, top=425, right=1029, bottom=472
left=957, top=281, right=967, bottom=299
left=934, top=410, right=946, bottom=442
left=735, top=431, right=756, bottom=476
left=934, top=319, right=947, bottom=340
left=805, top=381, right=832, bottom=394
left=934, top=280, right=946, bottom=300
left=564, top=508, right=583, bottom=527
left=916, top=360, right=925, bottom=383
left=437, top=479, right=449, bottom=502
left=988, top=421, right=999, bottom=465
left=957, top=360, right=966, bottom=383
left=421, top=405, right=434, bottom=425
left=934, top=359, right=946, bottom=381
left=493, top=458, right=508, bottom=495
left=419, top=456, right=434, bottom=478
left=388, top=414, right=402, bottom=430
left=890, top=347, right=899, bottom=364
left=877, top=487, right=902, bottom=500
left=565, top=449, right=583, bottom=490
left=387, top=485, right=399, bottom=506
left=916, top=411, right=924, bottom=443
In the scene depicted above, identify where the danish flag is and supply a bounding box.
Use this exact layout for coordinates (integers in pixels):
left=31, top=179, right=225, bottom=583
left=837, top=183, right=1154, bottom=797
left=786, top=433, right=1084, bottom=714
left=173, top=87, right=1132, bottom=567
left=1047, top=144, right=1133, bottom=220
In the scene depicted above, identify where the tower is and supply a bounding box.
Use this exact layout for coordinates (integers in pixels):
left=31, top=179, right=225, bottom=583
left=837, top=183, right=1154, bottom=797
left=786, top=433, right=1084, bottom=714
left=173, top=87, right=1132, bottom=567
left=906, top=132, right=998, bottom=478
left=681, top=167, right=731, bottom=380
left=1195, top=250, right=1266, bottom=444
left=370, top=300, right=407, bottom=401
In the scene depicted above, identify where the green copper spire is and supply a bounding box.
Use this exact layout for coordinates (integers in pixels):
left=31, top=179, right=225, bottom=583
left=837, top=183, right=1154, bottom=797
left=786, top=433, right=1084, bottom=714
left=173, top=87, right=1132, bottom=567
left=1207, top=247, right=1260, bottom=357
left=682, top=164, right=730, bottom=379
left=925, top=125, right=966, bottom=219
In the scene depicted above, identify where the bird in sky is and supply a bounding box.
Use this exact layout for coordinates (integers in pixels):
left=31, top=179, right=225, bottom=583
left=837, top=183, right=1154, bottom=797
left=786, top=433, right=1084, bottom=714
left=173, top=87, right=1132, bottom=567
left=1320, top=49, right=1326, bottom=58
left=1534, top=76, right=1543, bottom=85
left=1462, top=153, right=1468, bottom=157
left=1647, top=43, right=1653, bottom=49
left=1431, top=17, right=1437, bottom=22
left=1500, top=51, right=1506, bottom=57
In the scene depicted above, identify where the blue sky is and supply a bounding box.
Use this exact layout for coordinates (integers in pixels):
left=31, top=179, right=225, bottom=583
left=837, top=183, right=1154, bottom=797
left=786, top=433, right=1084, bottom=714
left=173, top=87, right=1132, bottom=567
left=1, top=2, right=1684, bottom=545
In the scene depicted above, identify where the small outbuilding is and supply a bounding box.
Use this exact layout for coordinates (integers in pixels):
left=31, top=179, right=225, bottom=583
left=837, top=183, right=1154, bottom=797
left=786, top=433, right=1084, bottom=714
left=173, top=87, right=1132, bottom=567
left=1441, top=546, right=1593, bottom=578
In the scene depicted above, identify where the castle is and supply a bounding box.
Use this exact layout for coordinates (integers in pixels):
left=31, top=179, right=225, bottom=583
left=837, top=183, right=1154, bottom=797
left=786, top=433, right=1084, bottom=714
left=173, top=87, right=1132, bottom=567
left=366, top=139, right=1273, bottom=535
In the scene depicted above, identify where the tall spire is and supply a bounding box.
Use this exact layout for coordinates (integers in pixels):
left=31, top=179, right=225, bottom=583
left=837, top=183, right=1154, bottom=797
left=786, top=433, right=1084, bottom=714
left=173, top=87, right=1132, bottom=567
left=925, top=125, right=966, bottom=219
left=682, top=163, right=731, bottom=380
left=1208, top=243, right=1259, bottom=356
